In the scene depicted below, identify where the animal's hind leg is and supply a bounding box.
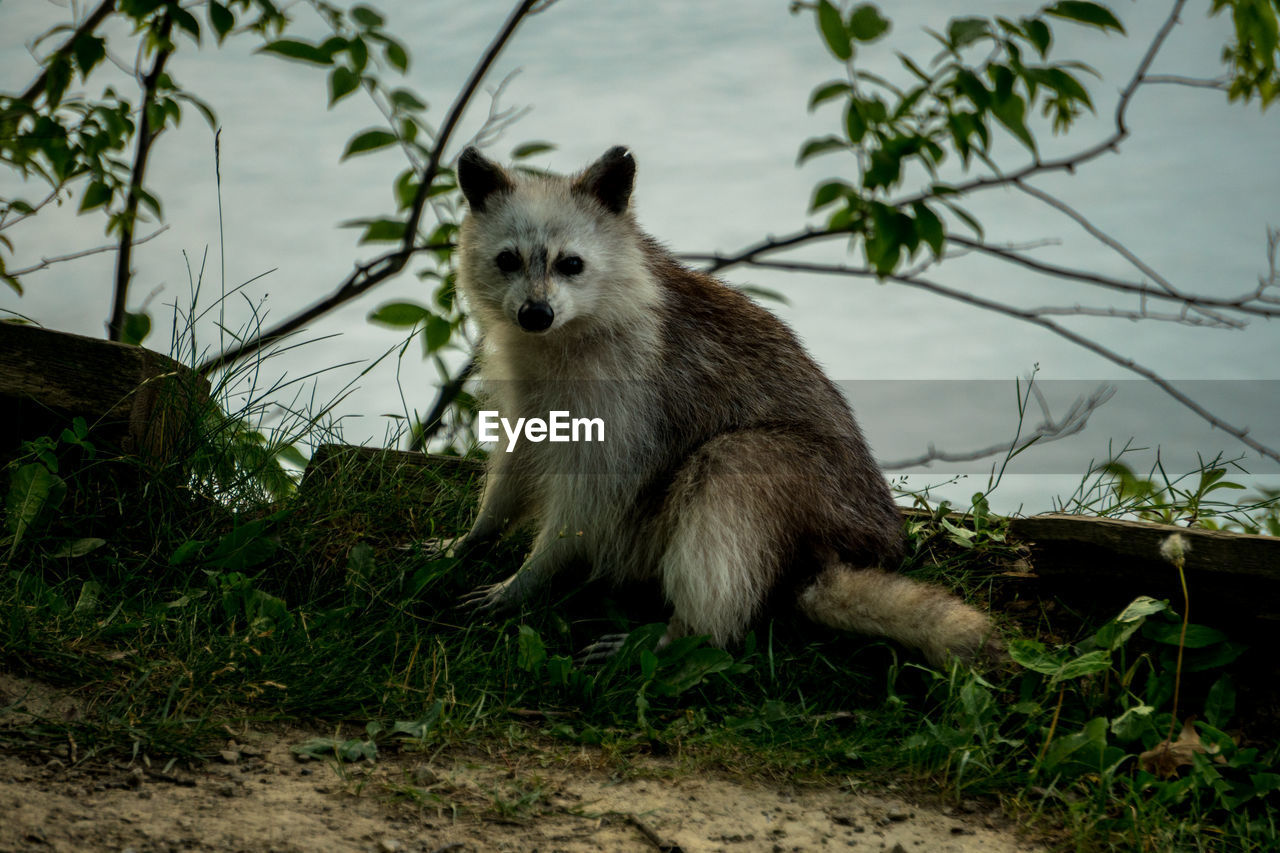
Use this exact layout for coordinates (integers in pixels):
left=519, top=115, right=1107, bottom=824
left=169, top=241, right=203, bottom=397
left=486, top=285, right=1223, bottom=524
left=656, top=431, right=808, bottom=648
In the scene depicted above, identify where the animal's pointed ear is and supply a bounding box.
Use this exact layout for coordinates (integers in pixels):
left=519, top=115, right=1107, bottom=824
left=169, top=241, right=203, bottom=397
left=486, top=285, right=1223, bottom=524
left=574, top=146, right=635, bottom=214
left=457, top=147, right=512, bottom=213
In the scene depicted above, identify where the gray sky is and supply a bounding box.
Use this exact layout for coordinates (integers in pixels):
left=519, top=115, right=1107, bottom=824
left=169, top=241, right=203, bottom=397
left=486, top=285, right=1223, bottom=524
left=2, top=0, right=1277, bottom=512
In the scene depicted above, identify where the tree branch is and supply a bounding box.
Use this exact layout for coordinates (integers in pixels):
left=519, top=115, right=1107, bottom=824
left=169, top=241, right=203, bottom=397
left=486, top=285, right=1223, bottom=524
left=731, top=257, right=1280, bottom=464
left=7, top=226, right=168, bottom=278
left=197, top=0, right=538, bottom=376
left=107, top=13, right=174, bottom=342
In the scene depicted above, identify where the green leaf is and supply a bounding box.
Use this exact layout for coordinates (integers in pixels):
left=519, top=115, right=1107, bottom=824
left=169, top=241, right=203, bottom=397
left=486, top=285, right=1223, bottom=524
left=809, top=180, right=851, bottom=213
left=121, top=310, right=151, bottom=346
left=517, top=625, right=547, bottom=671
left=208, top=1, right=234, bottom=42
left=173, top=6, right=201, bottom=41
left=329, top=66, right=360, bottom=106
left=844, top=100, right=868, bottom=143
left=342, top=128, right=397, bottom=159
left=1022, top=17, right=1052, bottom=57
left=511, top=141, right=555, bottom=159
left=817, top=0, right=853, bottom=61
left=384, top=40, right=409, bottom=72
left=809, top=80, right=851, bottom=111
left=368, top=301, right=430, bottom=328
left=990, top=90, right=1037, bottom=152
left=352, top=219, right=406, bottom=243
left=350, top=5, right=385, bottom=28
left=50, top=537, right=107, bottom=559
left=797, top=135, right=847, bottom=164
left=258, top=39, right=334, bottom=66
left=912, top=202, right=944, bottom=257
left=1143, top=621, right=1228, bottom=648
left=1204, top=674, right=1236, bottom=729
left=1044, top=1, right=1125, bottom=34
left=71, top=34, right=106, bottom=79
left=948, top=17, right=991, bottom=49
left=848, top=4, right=891, bottom=42
left=5, top=463, right=66, bottom=553
left=72, top=580, right=102, bottom=617
left=389, top=89, right=428, bottom=112
left=79, top=181, right=112, bottom=213
left=424, top=314, right=451, bottom=354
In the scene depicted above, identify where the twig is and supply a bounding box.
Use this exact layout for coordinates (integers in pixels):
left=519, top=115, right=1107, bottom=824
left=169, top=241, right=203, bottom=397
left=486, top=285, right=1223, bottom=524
left=0, top=188, right=62, bottom=231
left=6, top=227, right=169, bottom=278
left=882, top=384, right=1115, bottom=469
left=734, top=257, right=1280, bottom=464
left=1142, top=74, right=1230, bottom=90
left=107, top=12, right=174, bottom=341
left=944, top=235, right=1280, bottom=319
left=198, top=0, right=539, bottom=375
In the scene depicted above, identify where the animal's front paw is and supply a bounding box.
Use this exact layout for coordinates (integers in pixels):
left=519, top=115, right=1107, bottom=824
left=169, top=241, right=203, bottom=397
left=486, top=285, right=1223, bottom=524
left=421, top=536, right=464, bottom=560
left=460, top=575, right=519, bottom=616
left=575, top=633, right=632, bottom=667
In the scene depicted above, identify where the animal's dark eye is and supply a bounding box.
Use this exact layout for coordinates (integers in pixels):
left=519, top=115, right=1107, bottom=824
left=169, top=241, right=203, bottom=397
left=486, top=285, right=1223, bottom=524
left=495, top=250, right=521, bottom=273
left=555, top=255, right=584, bottom=276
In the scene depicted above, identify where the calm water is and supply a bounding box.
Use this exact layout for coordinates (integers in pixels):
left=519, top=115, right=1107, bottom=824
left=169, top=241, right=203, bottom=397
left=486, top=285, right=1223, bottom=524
left=2, top=0, right=1277, bottom=511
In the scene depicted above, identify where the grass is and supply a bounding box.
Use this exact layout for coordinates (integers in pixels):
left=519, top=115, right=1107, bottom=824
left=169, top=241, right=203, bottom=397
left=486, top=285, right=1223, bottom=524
left=2, top=374, right=1280, bottom=851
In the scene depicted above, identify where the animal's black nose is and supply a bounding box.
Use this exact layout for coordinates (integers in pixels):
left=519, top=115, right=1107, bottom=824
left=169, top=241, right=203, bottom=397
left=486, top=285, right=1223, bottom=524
left=517, top=301, right=554, bottom=332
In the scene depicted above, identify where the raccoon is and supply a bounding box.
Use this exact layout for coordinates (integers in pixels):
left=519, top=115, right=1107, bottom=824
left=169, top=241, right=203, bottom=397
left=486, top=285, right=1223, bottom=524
left=448, top=145, right=998, bottom=667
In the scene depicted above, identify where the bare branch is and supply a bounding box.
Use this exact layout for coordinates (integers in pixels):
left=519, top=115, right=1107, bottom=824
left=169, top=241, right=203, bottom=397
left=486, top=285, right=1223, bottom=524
left=944, top=235, right=1280, bottom=319
left=730, top=257, right=1280, bottom=464
left=198, top=0, right=540, bottom=376
left=1142, top=74, right=1231, bottom=90
left=882, top=383, right=1116, bottom=470
left=0, top=188, right=63, bottom=231
left=6, top=226, right=169, bottom=277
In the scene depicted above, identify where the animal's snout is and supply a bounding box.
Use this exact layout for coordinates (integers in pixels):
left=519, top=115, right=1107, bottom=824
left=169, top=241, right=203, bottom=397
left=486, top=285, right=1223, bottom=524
left=517, top=301, right=555, bottom=332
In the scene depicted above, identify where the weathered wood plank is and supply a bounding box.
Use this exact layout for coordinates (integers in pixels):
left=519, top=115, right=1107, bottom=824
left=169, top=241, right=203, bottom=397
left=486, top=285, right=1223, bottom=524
left=1009, top=513, right=1280, bottom=580
left=0, top=322, right=209, bottom=463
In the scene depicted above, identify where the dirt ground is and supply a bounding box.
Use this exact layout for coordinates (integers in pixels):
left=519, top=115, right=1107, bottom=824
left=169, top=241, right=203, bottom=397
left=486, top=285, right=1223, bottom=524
left=1, top=673, right=1045, bottom=853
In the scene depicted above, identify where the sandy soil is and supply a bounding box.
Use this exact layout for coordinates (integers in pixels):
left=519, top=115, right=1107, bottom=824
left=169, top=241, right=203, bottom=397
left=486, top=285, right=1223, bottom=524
left=1, top=673, right=1045, bottom=853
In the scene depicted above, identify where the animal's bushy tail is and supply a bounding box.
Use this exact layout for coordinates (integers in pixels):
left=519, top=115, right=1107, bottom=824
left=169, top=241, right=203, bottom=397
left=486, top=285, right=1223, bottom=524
left=797, top=565, right=1001, bottom=668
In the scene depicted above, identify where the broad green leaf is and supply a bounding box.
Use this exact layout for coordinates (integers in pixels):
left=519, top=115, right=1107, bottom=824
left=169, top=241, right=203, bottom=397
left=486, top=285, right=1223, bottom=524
left=121, top=310, right=151, bottom=346
left=1044, top=1, right=1125, bottom=34
left=351, top=5, right=385, bottom=28
left=368, top=301, right=430, bottom=328
left=173, top=6, right=201, bottom=41
left=384, top=40, right=409, bottom=72
left=912, top=201, right=944, bottom=257
left=50, top=537, right=106, bottom=558
left=797, top=135, right=847, bottom=164
left=342, top=128, right=397, bottom=159
left=1143, top=620, right=1228, bottom=648
left=329, top=66, right=360, bottom=106
left=818, top=0, right=853, bottom=61
left=424, top=314, right=452, bottom=353
left=511, top=141, right=555, bottom=159
left=72, top=34, right=106, bottom=79
left=809, top=80, right=851, bottom=111
left=517, top=625, right=547, bottom=671
left=389, top=89, right=427, bottom=112
left=844, top=100, right=868, bottom=143
left=258, top=39, right=334, bottom=66
left=848, top=4, right=891, bottom=42
left=5, top=463, right=66, bottom=551
left=208, top=1, right=234, bottom=42
left=809, top=180, right=851, bottom=213
left=359, top=219, right=406, bottom=244
left=1204, top=674, right=1236, bottom=729
left=79, top=181, right=112, bottom=213
left=72, top=580, right=102, bottom=617
left=948, top=17, right=990, bottom=49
